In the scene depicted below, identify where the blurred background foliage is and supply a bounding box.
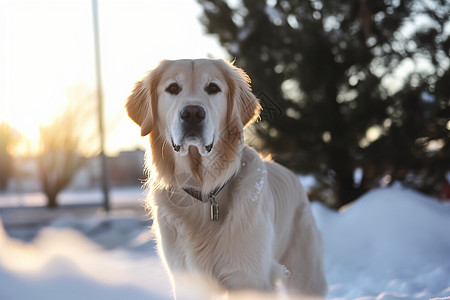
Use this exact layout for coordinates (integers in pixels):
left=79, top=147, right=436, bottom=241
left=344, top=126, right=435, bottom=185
left=198, top=0, right=450, bottom=207
left=0, top=86, right=101, bottom=208
left=37, top=88, right=100, bottom=208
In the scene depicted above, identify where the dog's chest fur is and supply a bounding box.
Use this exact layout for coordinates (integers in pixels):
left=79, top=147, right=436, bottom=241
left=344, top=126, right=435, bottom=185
left=151, top=147, right=274, bottom=280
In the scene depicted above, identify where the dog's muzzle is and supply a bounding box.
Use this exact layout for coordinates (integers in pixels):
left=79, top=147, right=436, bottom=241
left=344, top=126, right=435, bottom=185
left=171, top=105, right=214, bottom=155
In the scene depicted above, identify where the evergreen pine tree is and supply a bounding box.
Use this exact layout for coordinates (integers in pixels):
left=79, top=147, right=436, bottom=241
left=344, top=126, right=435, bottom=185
left=198, top=0, right=450, bottom=207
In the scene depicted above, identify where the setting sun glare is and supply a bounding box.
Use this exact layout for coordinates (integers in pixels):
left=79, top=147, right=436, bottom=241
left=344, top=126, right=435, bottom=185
left=0, top=0, right=228, bottom=157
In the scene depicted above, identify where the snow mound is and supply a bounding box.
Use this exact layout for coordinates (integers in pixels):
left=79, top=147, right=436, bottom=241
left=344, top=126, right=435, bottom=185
left=0, top=214, right=171, bottom=300
left=312, top=187, right=450, bottom=299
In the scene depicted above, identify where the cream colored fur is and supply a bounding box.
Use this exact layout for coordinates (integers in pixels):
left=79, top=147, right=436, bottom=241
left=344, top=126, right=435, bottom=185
left=126, top=59, right=327, bottom=299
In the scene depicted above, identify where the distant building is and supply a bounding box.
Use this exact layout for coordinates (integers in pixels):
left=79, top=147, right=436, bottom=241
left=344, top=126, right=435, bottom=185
left=6, top=149, right=146, bottom=193
left=106, top=149, right=146, bottom=187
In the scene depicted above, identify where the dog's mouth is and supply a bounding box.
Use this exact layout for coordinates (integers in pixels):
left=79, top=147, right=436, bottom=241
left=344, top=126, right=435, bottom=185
left=171, top=135, right=214, bottom=156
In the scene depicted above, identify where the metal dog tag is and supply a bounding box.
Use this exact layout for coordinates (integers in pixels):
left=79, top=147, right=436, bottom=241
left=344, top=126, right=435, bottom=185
left=210, top=197, right=219, bottom=221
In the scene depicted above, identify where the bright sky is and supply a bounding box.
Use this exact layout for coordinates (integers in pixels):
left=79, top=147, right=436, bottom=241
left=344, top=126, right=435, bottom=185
left=0, top=0, right=228, bottom=156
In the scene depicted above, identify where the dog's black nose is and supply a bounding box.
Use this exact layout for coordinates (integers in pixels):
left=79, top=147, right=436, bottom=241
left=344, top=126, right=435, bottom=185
left=180, top=105, right=206, bottom=125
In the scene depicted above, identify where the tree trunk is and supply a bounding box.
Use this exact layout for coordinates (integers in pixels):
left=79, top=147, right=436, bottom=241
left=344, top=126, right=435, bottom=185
left=335, top=171, right=365, bottom=208
left=46, top=192, right=58, bottom=209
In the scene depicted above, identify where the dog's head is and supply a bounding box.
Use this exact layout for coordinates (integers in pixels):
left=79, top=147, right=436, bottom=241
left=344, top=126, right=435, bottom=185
left=126, top=59, right=261, bottom=187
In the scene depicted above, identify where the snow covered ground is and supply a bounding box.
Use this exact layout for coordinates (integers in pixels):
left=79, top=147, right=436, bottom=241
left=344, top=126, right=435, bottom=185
left=313, top=188, right=450, bottom=299
left=0, top=187, right=449, bottom=300
left=0, top=186, right=146, bottom=208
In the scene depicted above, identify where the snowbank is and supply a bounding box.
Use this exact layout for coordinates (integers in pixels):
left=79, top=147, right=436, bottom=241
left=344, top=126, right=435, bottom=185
left=312, top=187, right=450, bottom=299
left=0, top=187, right=449, bottom=299
left=0, top=214, right=172, bottom=300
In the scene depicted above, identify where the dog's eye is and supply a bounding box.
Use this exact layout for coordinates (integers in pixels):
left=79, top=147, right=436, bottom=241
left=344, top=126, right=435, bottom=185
left=205, top=82, right=221, bottom=95
left=166, top=83, right=182, bottom=95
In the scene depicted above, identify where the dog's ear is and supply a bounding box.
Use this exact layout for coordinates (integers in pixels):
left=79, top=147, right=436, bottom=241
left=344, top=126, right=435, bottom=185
left=126, top=76, right=154, bottom=136
left=227, top=62, right=262, bottom=127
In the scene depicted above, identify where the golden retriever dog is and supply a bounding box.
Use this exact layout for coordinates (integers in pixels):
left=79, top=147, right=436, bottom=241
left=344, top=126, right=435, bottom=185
left=126, top=59, right=327, bottom=299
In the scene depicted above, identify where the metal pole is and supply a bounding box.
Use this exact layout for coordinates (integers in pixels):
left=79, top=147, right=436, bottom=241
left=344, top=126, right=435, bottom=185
left=92, top=0, right=110, bottom=212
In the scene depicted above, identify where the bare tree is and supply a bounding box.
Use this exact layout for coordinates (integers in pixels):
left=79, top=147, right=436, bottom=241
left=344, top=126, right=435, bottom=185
left=38, top=88, right=99, bottom=208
